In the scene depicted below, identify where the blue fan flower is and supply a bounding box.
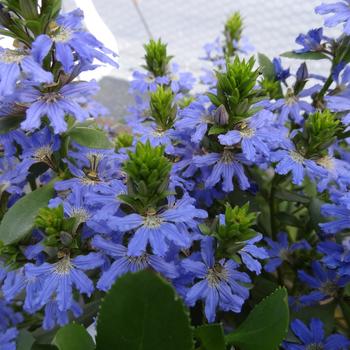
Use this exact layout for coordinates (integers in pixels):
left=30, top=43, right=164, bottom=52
left=283, top=318, right=349, bottom=350
left=129, top=71, right=169, bottom=94
left=295, top=28, right=324, bottom=53
left=182, top=237, right=250, bottom=323
left=320, top=200, right=350, bottom=235
left=92, top=235, right=178, bottom=291
left=0, top=328, right=18, bottom=350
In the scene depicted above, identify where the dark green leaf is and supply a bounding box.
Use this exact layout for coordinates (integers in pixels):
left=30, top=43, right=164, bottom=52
left=195, top=324, right=225, bottom=350
left=226, top=287, right=289, bottom=350
left=16, top=330, right=35, bottom=350
left=31, top=344, right=58, bottom=350
left=52, top=324, right=95, bottom=350
left=258, top=53, right=275, bottom=80
left=68, top=126, right=113, bottom=149
left=280, top=51, right=329, bottom=60
left=96, top=271, right=193, bottom=350
left=275, top=189, right=310, bottom=204
left=0, top=115, right=25, bottom=135
left=0, top=181, right=56, bottom=245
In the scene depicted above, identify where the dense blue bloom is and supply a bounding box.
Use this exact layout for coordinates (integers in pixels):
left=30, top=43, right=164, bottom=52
left=283, top=318, right=350, bottom=350
left=25, top=253, right=104, bottom=311
left=19, top=81, right=100, bottom=133
left=295, top=28, right=324, bottom=53
left=298, top=261, right=350, bottom=305
left=265, top=232, right=311, bottom=272
left=32, top=9, right=118, bottom=73
left=194, top=151, right=250, bottom=192
left=109, top=196, right=207, bottom=256
left=315, top=1, right=350, bottom=34
left=92, top=235, right=178, bottom=291
left=182, top=237, right=251, bottom=322
left=0, top=48, right=53, bottom=96
left=0, top=328, right=18, bottom=350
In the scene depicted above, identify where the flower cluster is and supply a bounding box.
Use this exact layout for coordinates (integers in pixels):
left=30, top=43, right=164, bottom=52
left=1, top=0, right=350, bottom=348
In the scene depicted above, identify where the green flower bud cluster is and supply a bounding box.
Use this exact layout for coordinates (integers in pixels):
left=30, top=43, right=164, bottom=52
left=149, top=85, right=177, bottom=131
left=115, top=132, right=133, bottom=151
left=208, top=57, right=261, bottom=128
left=224, top=12, right=243, bottom=57
left=143, top=38, right=173, bottom=77
left=120, top=141, right=172, bottom=214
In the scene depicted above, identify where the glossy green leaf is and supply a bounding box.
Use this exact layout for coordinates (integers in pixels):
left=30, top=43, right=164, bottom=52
left=52, top=324, right=95, bottom=350
left=96, top=271, right=193, bottom=350
left=226, top=287, right=289, bottom=350
left=195, top=324, right=225, bottom=350
left=258, top=53, right=275, bottom=80
left=0, top=182, right=55, bottom=245
left=0, top=115, right=25, bottom=135
left=68, top=126, right=113, bottom=149
left=281, top=51, right=329, bottom=60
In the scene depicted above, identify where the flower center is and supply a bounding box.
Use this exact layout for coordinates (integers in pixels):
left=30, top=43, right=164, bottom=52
left=34, top=145, right=55, bottom=169
left=206, top=265, right=228, bottom=287
left=41, top=92, right=62, bottom=104
left=70, top=207, right=90, bottom=223
left=127, top=253, right=149, bottom=268
left=240, top=126, right=255, bottom=138
left=0, top=49, right=26, bottom=64
left=290, top=150, right=304, bottom=164
left=83, top=153, right=104, bottom=182
left=143, top=214, right=163, bottom=228
left=53, top=28, right=72, bottom=43
left=306, top=344, right=324, bottom=350
left=317, top=156, right=334, bottom=171
left=54, top=257, right=73, bottom=275
left=221, top=148, right=234, bottom=164
left=285, top=89, right=298, bottom=106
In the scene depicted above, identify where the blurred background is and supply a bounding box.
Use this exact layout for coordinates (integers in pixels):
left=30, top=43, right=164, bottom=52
left=62, top=0, right=332, bottom=118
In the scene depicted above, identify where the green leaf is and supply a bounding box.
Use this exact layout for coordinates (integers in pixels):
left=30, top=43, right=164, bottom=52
left=96, top=271, right=193, bottom=350
left=52, top=324, right=95, bottom=350
left=275, top=189, right=310, bottom=204
left=258, top=53, right=275, bottom=80
left=226, top=287, right=289, bottom=350
left=208, top=125, right=226, bottom=135
left=16, top=330, right=35, bottom=350
left=0, top=182, right=56, bottom=245
left=0, top=115, right=25, bottom=135
left=280, top=51, right=329, bottom=60
left=68, top=126, right=113, bottom=149
left=195, top=324, right=225, bottom=350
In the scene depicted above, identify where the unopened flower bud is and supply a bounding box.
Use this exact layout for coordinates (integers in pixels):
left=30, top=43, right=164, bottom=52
left=214, top=105, right=229, bottom=125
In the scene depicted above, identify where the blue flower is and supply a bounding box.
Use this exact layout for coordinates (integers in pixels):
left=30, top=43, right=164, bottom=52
left=0, top=328, right=18, bottom=350
left=194, top=151, right=250, bottom=192
left=182, top=237, right=251, bottom=322
left=0, top=299, right=23, bottom=332
left=19, top=81, right=100, bottom=133
left=273, top=58, right=290, bottom=84
left=0, top=48, right=53, bottom=96
left=238, top=234, right=268, bottom=274
left=25, top=253, right=104, bottom=311
left=295, top=28, right=324, bottom=53
left=129, top=71, right=169, bottom=94
left=298, top=261, right=350, bottom=305
left=318, top=238, right=350, bottom=275
left=31, top=9, right=118, bottom=73
left=109, top=196, right=207, bottom=256
left=92, top=235, right=178, bottom=291
left=283, top=318, right=350, bottom=350
left=315, top=1, right=350, bottom=34
left=320, top=201, right=350, bottom=234
left=0, top=157, right=27, bottom=195
left=169, top=63, right=195, bottom=94
left=265, top=232, right=311, bottom=272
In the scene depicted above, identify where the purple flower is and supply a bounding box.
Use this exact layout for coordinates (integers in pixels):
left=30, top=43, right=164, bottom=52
left=109, top=196, right=207, bottom=257
left=295, top=28, right=324, bottom=53
left=0, top=48, right=53, bottom=96
left=283, top=318, right=350, bottom=350
left=31, top=9, right=118, bottom=73
left=129, top=71, right=169, bottom=94
left=273, top=58, right=290, bottom=83
left=182, top=237, right=251, bottom=322
left=265, top=232, right=311, bottom=272
left=92, top=235, right=178, bottom=291
left=320, top=201, right=350, bottom=234
left=194, top=151, right=250, bottom=192
left=315, top=1, right=350, bottom=34
left=169, top=63, right=195, bottom=93
left=0, top=328, right=18, bottom=350
left=25, top=253, right=104, bottom=311
left=19, top=81, right=100, bottom=133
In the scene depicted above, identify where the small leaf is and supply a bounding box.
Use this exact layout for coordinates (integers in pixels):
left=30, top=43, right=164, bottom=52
left=275, top=189, right=309, bottom=204
left=0, top=115, right=25, bottom=135
left=96, top=271, right=193, bottom=350
left=208, top=125, right=226, bottom=135
left=258, top=53, right=275, bottom=80
left=52, top=324, right=95, bottom=350
left=0, top=181, right=56, bottom=245
left=226, top=287, right=289, bottom=350
left=195, top=324, right=225, bottom=350
left=16, top=330, right=35, bottom=350
left=68, top=126, right=113, bottom=149
left=281, top=51, right=329, bottom=60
